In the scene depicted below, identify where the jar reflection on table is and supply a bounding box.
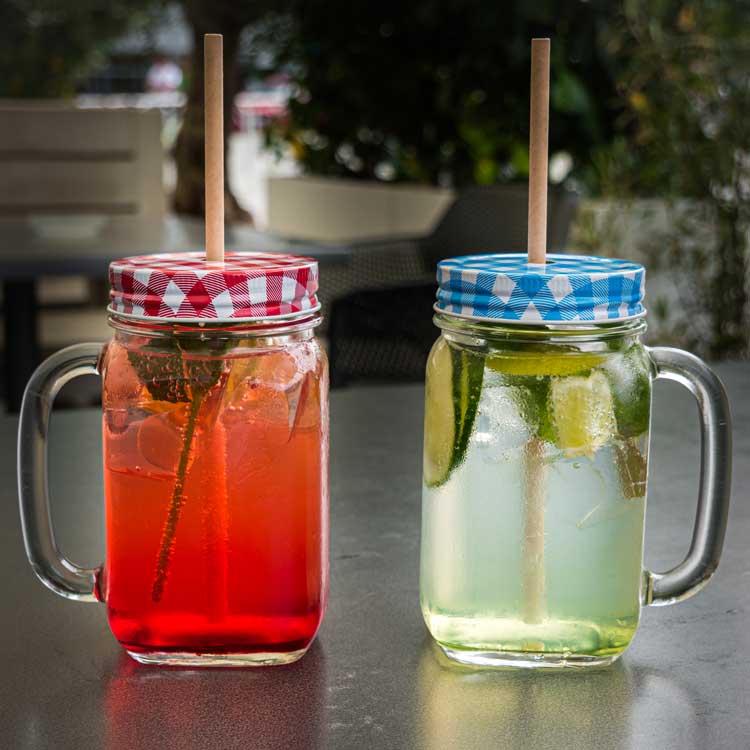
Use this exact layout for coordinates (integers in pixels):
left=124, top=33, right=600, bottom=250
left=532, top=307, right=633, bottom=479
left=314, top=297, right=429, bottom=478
left=104, top=642, right=327, bottom=750
left=415, top=640, right=702, bottom=750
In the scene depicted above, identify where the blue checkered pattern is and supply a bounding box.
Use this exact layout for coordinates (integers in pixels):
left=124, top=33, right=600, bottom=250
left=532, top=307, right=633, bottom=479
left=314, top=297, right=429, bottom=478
left=436, top=253, right=646, bottom=323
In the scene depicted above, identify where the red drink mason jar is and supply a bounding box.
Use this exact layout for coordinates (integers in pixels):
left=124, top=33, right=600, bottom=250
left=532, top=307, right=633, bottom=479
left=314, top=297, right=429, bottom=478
left=18, top=252, right=329, bottom=666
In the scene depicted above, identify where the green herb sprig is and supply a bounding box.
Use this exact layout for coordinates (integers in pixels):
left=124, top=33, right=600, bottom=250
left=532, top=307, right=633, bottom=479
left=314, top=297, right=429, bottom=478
left=128, top=335, right=228, bottom=602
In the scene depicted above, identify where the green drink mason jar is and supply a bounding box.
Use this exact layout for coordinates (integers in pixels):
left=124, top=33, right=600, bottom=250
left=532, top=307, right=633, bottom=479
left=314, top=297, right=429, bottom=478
left=420, top=254, right=732, bottom=668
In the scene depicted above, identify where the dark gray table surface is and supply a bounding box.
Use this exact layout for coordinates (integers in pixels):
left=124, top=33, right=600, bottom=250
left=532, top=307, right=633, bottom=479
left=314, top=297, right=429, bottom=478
left=1, top=363, right=748, bottom=749
left=0, top=215, right=350, bottom=277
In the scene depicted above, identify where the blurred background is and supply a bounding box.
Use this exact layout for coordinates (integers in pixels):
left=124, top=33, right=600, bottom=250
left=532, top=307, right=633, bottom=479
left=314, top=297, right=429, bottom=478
left=0, top=0, right=748, bottom=406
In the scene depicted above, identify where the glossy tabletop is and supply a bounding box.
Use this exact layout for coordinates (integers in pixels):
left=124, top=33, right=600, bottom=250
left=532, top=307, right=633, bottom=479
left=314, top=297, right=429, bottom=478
left=1, top=363, right=748, bottom=749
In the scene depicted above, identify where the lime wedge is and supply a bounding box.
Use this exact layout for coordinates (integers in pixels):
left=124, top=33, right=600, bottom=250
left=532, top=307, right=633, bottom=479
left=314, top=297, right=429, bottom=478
left=423, top=338, right=484, bottom=487
left=605, top=345, right=652, bottom=438
left=549, top=371, right=616, bottom=457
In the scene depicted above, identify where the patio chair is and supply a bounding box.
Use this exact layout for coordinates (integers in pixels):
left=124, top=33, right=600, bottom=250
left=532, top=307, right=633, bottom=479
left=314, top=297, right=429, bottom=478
left=329, top=283, right=437, bottom=387
left=327, top=183, right=579, bottom=385
left=0, top=101, right=165, bottom=220
left=0, top=102, right=165, bottom=406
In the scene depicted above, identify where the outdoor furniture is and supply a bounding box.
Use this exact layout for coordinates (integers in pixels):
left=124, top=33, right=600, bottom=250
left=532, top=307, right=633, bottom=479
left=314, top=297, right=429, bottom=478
left=419, top=183, right=579, bottom=268
left=1, top=362, right=747, bottom=749
left=0, top=102, right=166, bottom=219
left=329, top=283, right=437, bottom=387
left=0, top=214, right=349, bottom=410
left=0, top=103, right=164, bottom=408
left=326, top=183, right=579, bottom=384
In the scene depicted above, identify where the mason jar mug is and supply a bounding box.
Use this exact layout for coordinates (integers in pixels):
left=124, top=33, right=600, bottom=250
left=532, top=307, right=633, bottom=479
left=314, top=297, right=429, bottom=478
left=420, top=254, right=732, bottom=668
left=18, top=252, right=329, bottom=666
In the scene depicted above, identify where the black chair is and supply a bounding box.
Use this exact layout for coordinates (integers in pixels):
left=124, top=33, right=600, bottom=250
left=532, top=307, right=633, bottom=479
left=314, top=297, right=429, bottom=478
left=327, top=184, right=579, bottom=385
left=328, top=283, right=438, bottom=387
left=419, top=184, right=579, bottom=269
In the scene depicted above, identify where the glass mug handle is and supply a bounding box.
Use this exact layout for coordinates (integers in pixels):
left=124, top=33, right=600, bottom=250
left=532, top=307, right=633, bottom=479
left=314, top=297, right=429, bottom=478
left=17, top=343, right=104, bottom=601
left=644, top=347, right=732, bottom=606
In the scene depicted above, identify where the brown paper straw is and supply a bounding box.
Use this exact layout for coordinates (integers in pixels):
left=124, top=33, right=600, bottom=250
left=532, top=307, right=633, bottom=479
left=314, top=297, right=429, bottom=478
left=522, top=437, right=547, bottom=625
left=204, top=33, right=225, bottom=262
left=522, top=39, right=551, bottom=627
left=527, top=38, right=550, bottom=265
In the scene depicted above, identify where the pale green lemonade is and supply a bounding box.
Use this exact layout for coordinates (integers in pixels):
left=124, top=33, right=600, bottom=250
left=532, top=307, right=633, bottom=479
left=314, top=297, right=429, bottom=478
left=420, top=329, right=652, bottom=664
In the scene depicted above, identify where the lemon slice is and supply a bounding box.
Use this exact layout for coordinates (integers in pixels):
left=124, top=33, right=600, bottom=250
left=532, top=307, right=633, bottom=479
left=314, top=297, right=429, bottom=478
left=423, top=338, right=483, bottom=487
left=549, top=371, right=616, bottom=457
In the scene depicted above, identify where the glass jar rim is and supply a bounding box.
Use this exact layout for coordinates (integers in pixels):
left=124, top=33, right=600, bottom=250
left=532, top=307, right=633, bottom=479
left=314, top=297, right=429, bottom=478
left=434, top=310, right=647, bottom=343
left=108, top=310, right=321, bottom=338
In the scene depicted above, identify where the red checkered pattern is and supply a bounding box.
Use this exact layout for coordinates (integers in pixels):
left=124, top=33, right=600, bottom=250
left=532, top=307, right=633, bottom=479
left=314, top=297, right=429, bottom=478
left=109, top=252, right=319, bottom=321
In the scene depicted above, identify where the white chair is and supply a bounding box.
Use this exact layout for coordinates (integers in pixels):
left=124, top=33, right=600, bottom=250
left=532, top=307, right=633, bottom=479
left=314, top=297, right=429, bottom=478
left=0, top=103, right=166, bottom=407
left=0, top=102, right=165, bottom=220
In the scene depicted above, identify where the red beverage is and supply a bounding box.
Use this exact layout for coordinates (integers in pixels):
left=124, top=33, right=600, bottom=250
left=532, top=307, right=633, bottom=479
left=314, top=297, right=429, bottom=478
left=101, top=335, right=328, bottom=666
left=16, top=251, right=328, bottom=667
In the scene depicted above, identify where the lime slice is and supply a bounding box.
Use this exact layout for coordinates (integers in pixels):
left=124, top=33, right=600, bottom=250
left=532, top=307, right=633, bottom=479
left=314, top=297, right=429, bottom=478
left=423, top=339, right=483, bottom=487
left=486, top=350, right=606, bottom=377
left=549, top=371, right=616, bottom=457
left=604, top=345, right=652, bottom=439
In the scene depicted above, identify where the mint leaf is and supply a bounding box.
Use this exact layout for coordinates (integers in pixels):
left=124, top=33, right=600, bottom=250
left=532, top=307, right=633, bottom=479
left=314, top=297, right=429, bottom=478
left=124, top=333, right=232, bottom=602
left=128, top=335, right=229, bottom=403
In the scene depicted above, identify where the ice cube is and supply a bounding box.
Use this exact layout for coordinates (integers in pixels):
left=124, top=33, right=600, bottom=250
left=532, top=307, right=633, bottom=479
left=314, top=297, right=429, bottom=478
left=102, top=342, right=143, bottom=410
left=289, top=371, right=323, bottom=435
left=474, top=372, right=532, bottom=462
left=135, top=406, right=188, bottom=475
left=105, top=401, right=186, bottom=477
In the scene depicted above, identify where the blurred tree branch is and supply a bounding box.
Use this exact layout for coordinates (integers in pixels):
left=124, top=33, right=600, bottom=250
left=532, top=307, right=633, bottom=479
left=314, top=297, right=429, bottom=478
left=171, top=1, right=290, bottom=222
left=173, top=1, right=265, bottom=221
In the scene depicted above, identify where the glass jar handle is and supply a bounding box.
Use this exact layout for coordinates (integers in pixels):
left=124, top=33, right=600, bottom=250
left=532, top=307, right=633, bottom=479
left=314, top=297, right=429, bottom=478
left=17, top=343, right=104, bottom=601
left=644, top=347, right=732, bottom=606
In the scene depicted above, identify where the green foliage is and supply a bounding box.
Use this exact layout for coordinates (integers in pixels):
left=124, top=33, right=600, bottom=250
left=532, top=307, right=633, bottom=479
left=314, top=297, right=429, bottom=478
left=594, top=0, right=750, bottom=358
left=0, top=0, right=165, bottom=98
left=266, top=0, right=623, bottom=186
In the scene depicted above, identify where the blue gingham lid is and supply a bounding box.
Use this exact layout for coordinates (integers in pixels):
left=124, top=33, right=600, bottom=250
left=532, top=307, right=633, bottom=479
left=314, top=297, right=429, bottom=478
left=436, top=253, right=646, bottom=324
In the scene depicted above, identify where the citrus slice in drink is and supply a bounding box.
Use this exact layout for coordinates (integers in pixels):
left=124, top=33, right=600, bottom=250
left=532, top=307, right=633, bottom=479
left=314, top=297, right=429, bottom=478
left=423, top=338, right=484, bottom=487
left=486, top=349, right=608, bottom=444
left=548, top=370, right=616, bottom=457
left=486, top=350, right=607, bottom=378
left=604, top=345, right=652, bottom=439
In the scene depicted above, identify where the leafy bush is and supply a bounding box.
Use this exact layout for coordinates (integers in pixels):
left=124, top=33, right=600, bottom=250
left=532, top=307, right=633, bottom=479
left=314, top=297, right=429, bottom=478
left=590, top=0, right=750, bottom=358
left=267, top=0, right=624, bottom=187
left=0, top=0, right=164, bottom=98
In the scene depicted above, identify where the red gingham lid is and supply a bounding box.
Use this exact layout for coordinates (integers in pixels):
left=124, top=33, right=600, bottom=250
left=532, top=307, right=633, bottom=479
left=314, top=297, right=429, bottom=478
left=109, top=252, right=319, bottom=322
